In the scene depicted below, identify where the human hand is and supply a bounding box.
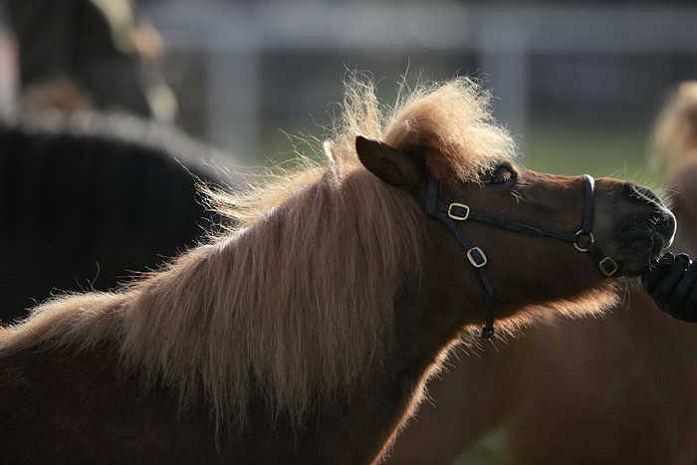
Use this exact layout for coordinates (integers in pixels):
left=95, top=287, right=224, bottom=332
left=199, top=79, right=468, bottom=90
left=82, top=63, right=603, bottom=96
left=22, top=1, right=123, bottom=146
left=643, top=252, right=697, bottom=322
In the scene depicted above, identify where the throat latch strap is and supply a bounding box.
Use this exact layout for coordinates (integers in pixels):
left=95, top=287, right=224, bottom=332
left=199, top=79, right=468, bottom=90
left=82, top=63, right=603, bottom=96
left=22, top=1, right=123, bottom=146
left=420, top=176, right=496, bottom=338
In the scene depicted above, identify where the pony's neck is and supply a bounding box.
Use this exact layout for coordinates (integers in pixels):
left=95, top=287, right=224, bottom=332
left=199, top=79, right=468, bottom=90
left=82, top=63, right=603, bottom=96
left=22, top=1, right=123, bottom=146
left=356, top=238, right=487, bottom=462
left=118, top=170, right=426, bottom=433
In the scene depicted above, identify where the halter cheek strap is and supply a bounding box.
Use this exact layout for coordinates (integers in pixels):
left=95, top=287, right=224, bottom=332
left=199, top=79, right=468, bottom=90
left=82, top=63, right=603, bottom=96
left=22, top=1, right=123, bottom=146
left=419, top=174, right=618, bottom=339
left=575, top=175, right=620, bottom=278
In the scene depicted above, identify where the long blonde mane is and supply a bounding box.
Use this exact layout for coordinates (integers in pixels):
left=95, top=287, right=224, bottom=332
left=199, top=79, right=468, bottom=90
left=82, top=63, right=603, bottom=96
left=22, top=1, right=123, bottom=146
left=2, top=77, right=514, bottom=429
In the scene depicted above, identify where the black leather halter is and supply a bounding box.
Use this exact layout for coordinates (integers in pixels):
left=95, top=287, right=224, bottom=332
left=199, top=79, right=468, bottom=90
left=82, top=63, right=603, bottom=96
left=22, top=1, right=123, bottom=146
left=418, top=174, right=618, bottom=339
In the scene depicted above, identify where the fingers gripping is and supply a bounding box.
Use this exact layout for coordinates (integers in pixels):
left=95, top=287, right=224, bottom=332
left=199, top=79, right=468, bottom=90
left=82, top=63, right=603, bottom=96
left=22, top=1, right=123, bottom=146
left=643, top=252, right=675, bottom=294
left=654, top=253, right=691, bottom=300
left=644, top=253, right=697, bottom=322
left=673, top=261, right=697, bottom=305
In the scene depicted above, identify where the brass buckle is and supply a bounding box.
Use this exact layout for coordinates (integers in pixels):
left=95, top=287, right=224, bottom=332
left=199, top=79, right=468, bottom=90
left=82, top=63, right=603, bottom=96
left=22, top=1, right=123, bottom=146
left=573, top=230, right=595, bottom=252
left=599, top=257, right=619, bottom=277
left=448, top=203, right=470, bottom=221
left=467, top=247, right=488, bottom=268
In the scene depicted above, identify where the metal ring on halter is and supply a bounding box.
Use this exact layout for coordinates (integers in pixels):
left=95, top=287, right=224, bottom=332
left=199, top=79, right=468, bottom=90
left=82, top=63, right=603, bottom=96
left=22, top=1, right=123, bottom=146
left=573, top=230, right=595, bottom=252
left=467, top=247, right=488, bottom=268
left=599, top=256, right=619, bottom=277
left=448, top=203, right=470, bottom=221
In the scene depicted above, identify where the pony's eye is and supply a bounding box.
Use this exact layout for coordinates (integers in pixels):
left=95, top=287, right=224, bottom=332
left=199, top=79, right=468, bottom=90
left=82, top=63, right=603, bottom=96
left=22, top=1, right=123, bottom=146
left=489, top=163, right=516, bottom=186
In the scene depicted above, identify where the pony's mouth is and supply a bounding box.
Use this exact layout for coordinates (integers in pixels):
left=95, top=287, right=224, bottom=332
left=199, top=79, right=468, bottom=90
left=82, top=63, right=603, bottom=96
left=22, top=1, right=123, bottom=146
left=614, top=228, right=675, bottom=277
left=628, top=230, right=671, bottom=253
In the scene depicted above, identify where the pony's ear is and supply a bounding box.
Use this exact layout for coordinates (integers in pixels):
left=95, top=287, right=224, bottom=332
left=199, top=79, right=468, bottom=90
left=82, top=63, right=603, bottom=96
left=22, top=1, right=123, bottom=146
left=355, top=136, right=420, bottom=189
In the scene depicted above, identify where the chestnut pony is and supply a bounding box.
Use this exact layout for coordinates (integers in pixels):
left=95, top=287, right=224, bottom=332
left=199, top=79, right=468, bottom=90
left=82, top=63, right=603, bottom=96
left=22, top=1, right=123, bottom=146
left=385, top=83, right=697, bottom=465
left=0, top=79, right=674, bottom=464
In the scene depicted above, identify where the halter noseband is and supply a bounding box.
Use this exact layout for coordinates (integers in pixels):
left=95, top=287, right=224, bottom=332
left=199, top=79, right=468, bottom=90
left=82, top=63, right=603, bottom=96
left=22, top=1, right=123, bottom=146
left=418, top=174, right=618, bottom=339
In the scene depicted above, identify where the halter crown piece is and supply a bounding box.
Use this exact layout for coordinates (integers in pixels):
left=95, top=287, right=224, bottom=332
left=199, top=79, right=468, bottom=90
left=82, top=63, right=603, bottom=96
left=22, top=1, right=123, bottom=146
left=418, top=174, right=618, bottom=339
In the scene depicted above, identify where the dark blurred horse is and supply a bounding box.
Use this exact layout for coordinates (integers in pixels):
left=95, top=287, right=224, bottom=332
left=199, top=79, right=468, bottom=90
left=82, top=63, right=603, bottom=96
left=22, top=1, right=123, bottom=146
left=0, top=112, right=235, bottom=322
left=385, top=83, right=697, bottom=465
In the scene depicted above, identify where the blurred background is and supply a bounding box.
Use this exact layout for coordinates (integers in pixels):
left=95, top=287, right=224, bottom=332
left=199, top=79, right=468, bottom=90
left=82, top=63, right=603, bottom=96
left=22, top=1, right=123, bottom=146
left=2, top=1, right=697, bottom=182
left=2, top=1, right=697, bottom=463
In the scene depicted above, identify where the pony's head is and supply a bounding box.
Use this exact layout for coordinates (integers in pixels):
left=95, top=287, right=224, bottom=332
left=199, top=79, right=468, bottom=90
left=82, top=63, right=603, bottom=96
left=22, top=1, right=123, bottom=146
left=354, top=79, right=675, bottom=338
